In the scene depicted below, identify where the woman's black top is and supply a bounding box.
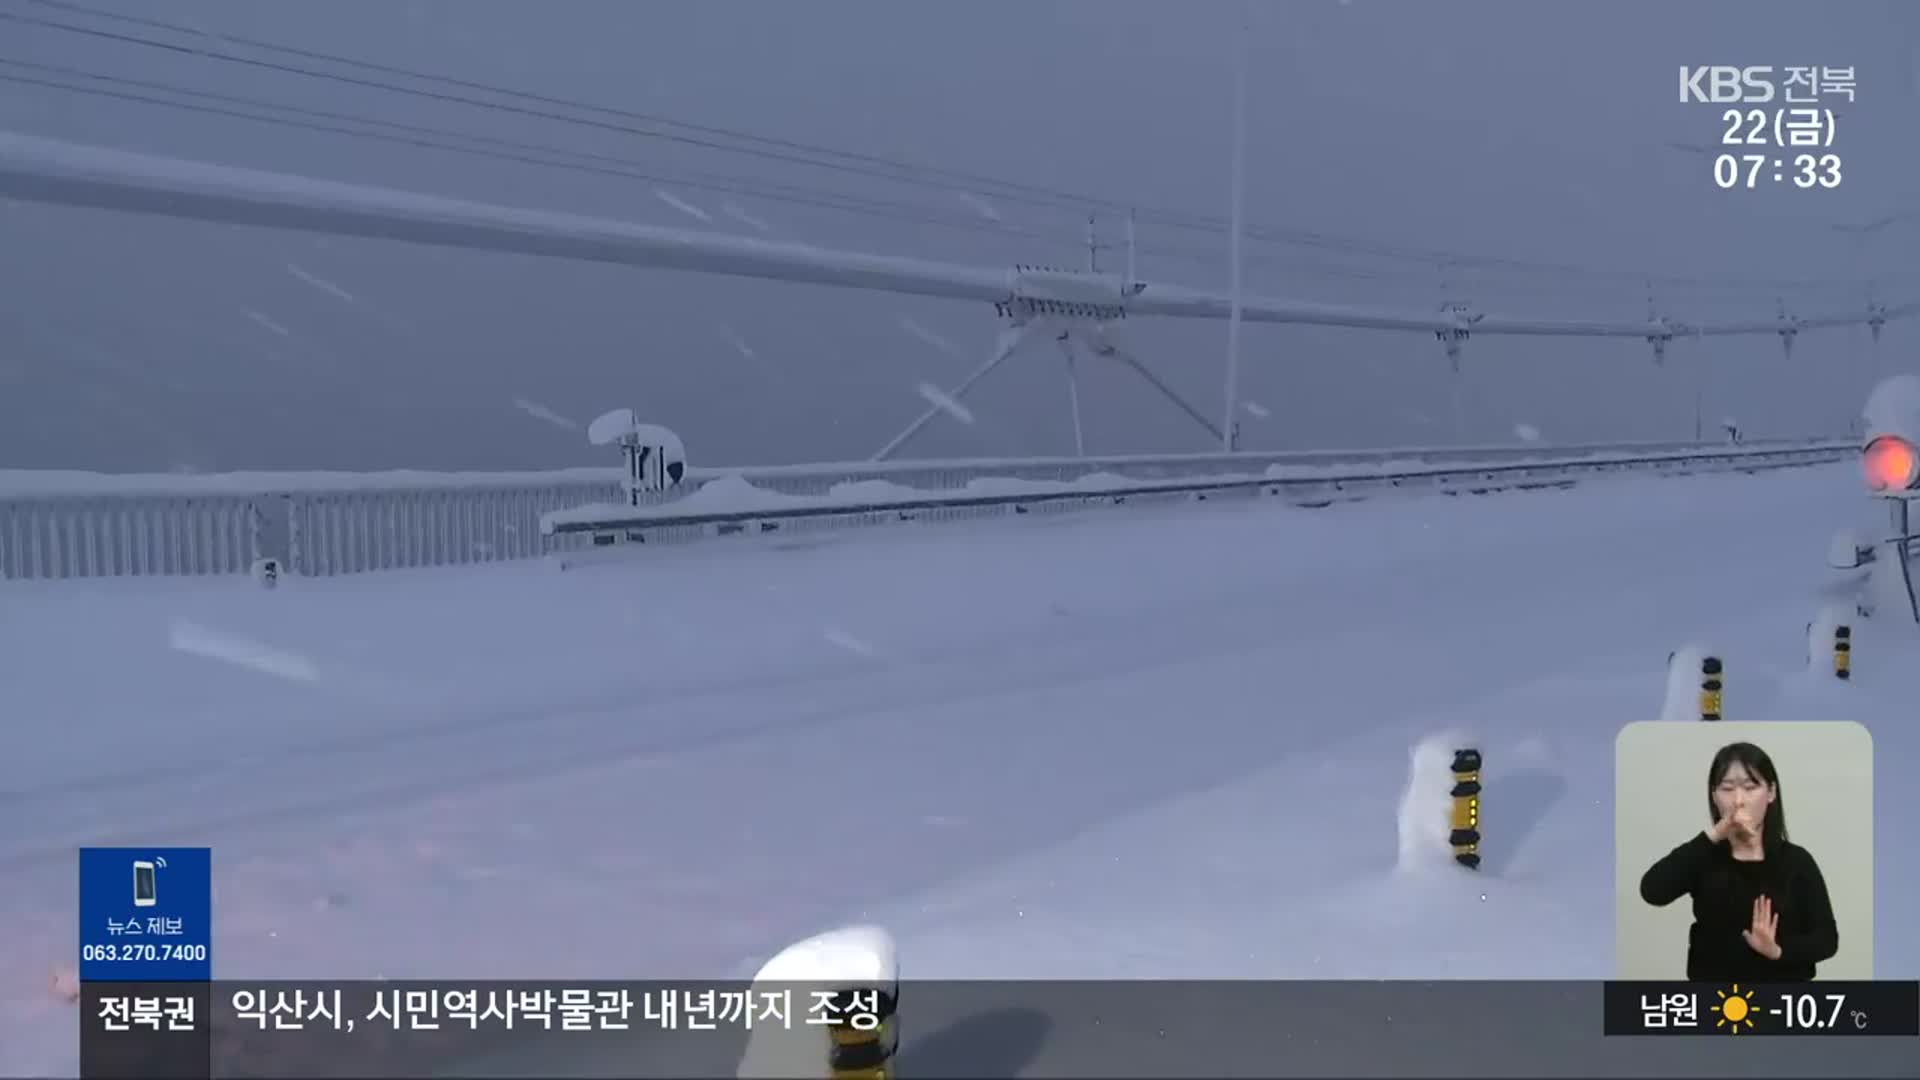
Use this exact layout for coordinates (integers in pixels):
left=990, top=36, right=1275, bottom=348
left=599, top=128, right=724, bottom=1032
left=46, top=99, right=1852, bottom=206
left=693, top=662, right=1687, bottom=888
left=1639, top=832, right=1839, bottom=981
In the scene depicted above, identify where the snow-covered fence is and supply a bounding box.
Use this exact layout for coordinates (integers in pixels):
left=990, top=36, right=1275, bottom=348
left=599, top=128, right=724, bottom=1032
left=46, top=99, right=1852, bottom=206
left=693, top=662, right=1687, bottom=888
left=0, top=438, right=1851, bottom=582
left=285, top=484, right=620, bottom=576
left=0, top=472, right=620, bottom=581
left=0, top=492, right=261, bottom=580
left=543, top=440, right=1853, bottom=549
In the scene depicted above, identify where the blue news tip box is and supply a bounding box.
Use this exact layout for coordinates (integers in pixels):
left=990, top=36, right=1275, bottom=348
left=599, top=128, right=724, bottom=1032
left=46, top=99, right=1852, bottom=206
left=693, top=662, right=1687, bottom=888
left=78, top=847, right=212, bottom=982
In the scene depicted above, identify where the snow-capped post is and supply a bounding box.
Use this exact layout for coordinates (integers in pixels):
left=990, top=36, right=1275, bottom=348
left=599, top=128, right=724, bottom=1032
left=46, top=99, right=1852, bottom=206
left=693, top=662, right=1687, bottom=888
left=1647, top=323, right=1671, bottom=365
left=825, top=989, right=896, bottom=1080
left=250, top=557, right=280, bottom=590
left=1775, top=298, right=1799, bottom=361
left=1449, top=748, right=1482, bottom=870
left=1644, top=284, right=1673, bottom=366
left=737, top=927, right=897, bottom=1080
left=1221, top=0, right=1249, bottom=452
left=1661, top=646, right=1722, bottom=721
left=1699, top=656, right=1723, bottom=721
left=1804, top=610, right=1852, bottom=681
left=587, top=408, right=686, bottom=508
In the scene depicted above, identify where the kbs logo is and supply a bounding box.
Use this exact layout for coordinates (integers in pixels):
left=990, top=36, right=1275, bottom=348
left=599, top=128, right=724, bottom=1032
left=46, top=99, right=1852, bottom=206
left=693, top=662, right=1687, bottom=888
left=1679, top=66, right=1775, bottom=103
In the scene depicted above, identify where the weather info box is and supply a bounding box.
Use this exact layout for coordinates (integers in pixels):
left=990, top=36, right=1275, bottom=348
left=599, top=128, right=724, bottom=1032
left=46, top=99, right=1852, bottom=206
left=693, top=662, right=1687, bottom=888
left=1603, top=981, right=1919, bottom=1036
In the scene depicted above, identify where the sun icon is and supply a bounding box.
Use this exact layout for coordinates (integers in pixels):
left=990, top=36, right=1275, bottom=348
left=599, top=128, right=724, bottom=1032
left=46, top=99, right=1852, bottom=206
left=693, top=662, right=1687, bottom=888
left=1712, top=984, right=1756, bottom=1033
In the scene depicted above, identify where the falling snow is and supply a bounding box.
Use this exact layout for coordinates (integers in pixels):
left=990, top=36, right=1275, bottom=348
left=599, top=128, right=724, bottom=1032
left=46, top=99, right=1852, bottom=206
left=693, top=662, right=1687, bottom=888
left=654, top=188, right=713, bottom=224
left=284, top=263, right=356, bottom=304
left=916, top=382, right=975, bottom=424
left=719, top=325, right=758, bottom=361
left=898, top=316, right=965, bottom=361
left=1242, top=401, right=1272, bottom=419
left=956, top=191, right=1001, bottom=221
left=721, top=202, right=772, bottom=233
left=511, top=398, right=580, bottom=430
left=242, top=310, right=292, bottom=338
left=167, top=620, right=321, bottom=684
left=1513, top=423, right=1542, bottom=442
left=822, top=628, right=878, bottom=657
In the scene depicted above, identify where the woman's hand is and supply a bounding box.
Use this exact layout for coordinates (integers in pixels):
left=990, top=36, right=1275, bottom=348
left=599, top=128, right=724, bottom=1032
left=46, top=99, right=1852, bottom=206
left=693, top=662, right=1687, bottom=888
left=1711, top=800, right=1763, bottom=844
left=1706, top=814, right=1737, bottom=843
left=1743, top=895, right=1783, bottom=961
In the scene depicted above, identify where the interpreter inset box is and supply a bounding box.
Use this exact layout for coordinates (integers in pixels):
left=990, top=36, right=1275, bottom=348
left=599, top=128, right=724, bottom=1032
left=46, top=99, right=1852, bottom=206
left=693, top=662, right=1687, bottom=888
left=1615, top=721, right=1872, bottom=981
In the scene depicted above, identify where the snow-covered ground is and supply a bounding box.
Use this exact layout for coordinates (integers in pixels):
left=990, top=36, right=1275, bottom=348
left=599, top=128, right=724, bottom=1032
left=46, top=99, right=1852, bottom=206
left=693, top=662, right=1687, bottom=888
left=3, top=462, right=1914, bottom=1074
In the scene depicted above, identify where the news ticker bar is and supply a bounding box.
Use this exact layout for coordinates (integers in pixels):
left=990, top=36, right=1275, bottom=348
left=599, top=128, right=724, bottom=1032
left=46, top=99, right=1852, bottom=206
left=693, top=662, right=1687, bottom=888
left=77, top=979, right=1919, bottom=1080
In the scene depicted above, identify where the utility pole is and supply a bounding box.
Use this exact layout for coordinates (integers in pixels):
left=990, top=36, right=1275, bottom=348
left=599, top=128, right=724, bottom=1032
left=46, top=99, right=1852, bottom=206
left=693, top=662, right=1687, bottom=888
left=1222, top=1, right=1250, bottom=450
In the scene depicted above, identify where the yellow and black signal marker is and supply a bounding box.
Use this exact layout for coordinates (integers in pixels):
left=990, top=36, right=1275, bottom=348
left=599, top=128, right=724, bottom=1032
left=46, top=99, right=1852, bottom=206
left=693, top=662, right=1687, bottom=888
left=1699, top=656, right=1723, bottom=721
left=1449, top=748, right=1482, bottom=870
left=826, top=988, right=898, bottom=1080
left=1832, top=624, right=1852, bottom=680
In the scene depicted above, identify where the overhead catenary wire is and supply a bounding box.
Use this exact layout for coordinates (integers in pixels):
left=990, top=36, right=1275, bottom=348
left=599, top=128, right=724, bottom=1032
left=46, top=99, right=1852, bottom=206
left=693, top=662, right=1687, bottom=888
left=0, top=57, right=1763, bottom=307
left=0, top=65, right=1414, bottom=299
left=0, top=62, right=1084, bottom=248
left=19, top=0, right=1120, bottom=213
left=9, top=127, right=1904, bottom=341
left=3, top=0, right=1877, bottom=299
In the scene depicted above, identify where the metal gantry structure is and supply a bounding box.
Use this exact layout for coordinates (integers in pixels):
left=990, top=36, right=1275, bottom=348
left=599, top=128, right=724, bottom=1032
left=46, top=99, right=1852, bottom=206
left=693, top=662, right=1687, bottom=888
left=0, top=130, right=1913, bottom=462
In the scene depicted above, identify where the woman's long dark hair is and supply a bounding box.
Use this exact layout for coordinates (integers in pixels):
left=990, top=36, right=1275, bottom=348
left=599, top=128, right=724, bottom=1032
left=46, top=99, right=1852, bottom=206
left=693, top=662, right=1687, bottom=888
left=1707, top=741, right=1789, bottom=850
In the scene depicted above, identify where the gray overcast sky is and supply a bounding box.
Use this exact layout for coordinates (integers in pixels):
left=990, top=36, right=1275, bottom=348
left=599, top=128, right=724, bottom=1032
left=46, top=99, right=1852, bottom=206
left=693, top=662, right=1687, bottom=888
left=1, top=0, right=1916, bottom=472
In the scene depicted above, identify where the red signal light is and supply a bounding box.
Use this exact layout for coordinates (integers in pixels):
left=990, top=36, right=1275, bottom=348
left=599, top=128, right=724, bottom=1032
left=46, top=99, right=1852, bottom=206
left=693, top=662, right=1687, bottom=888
left=1864, top=435, right=1920, bottom=492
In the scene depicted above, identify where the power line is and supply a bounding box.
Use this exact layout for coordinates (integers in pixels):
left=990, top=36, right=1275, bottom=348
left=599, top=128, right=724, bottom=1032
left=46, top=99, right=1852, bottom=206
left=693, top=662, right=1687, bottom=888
left=24, top=0, right=1116, bottom=212
left=0, top=56, right=1678, bottom=300
left=0, top=63, right=1089, bottom=249
left=6, top=63, right=1885, bottom=307
left=0, top=6, right=1121, bottom=217
left=6, top=0, right=1862, bottom=295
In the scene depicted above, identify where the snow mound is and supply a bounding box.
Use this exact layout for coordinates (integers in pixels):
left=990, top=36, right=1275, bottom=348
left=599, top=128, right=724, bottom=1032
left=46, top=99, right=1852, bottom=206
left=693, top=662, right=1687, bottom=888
left=586, top=408, right=639, bottom=447
left=959, top=472, right=1193, bottom=498
left=675, top=474, right=806, bottom=513
left=749, top=925, right=896, bottom=986
left=963, top=476, right=1059, bottom=496
left=1864, top=374, right=1920, bottom=442
left=827, top=479, right=919, bottom=502
left=1395, top=730, right=1478, bottom=876
left=739, top=927, right=896, bottom=1079
left=1829, top=528, right=1869, bottom=570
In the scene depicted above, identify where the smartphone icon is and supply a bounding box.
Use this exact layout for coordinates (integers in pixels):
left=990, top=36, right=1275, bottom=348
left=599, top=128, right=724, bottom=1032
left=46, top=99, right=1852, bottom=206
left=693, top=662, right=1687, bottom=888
left=132, top=860, right=157, bottom=907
